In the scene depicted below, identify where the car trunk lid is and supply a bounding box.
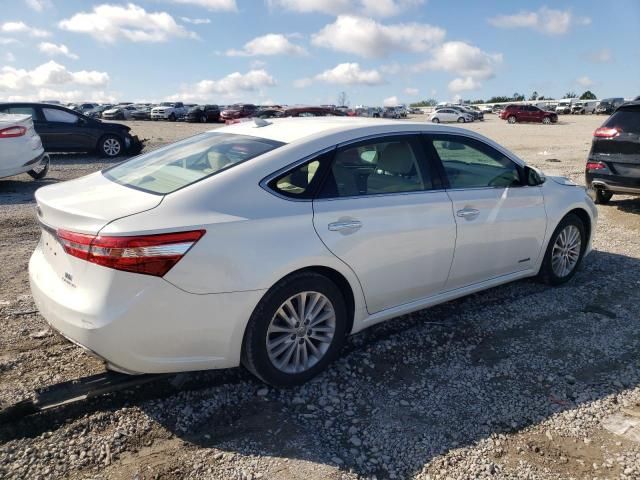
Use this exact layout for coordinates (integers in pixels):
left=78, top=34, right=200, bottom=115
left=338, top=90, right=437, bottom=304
left=35, top=171, right=163, bottom=234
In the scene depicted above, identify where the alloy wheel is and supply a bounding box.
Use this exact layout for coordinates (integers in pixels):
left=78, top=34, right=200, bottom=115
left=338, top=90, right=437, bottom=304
left=103, top=138, right=121, bottom=156
left=266, top=291, right=336, bottom=374
left=551, top=225, right=582, bottom=278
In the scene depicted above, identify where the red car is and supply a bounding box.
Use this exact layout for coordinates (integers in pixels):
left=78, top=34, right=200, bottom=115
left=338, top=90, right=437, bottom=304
left=500, top=104, right=558, bottom=124
left=221, top=103, right=258, bottom=122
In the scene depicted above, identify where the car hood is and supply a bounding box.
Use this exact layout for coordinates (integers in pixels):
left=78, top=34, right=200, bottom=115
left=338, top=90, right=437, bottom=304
left=103, top=108, right=121, bottom=114
left=221, top=109, right=240, bottom=114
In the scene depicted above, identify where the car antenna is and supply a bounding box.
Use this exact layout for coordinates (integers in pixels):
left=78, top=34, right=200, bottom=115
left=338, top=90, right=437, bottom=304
left=253, top=118, right=272, bottom=127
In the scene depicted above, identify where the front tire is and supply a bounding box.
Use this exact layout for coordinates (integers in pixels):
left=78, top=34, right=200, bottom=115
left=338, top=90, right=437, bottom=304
left=542, top=116, right=551, bottom=125
left=200, top=114, right=207, bottom=123
left=538, top=214, right=586, bottom=285
left=457, top=117, right=465, bottom=123
left=431, top=117, right=440, bottom=123
left=169, top=113, right=176, bottom=122
left=242, top=272, right=348, bottom=387
left=99, top=135, right=123, bottom=158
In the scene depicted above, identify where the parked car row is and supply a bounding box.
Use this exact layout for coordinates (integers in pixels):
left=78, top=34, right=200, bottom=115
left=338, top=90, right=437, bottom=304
left=428, top=104, right=484, bottom=124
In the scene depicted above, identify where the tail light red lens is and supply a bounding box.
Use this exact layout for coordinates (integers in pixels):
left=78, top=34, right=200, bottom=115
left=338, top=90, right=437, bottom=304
left=594, top=127, right=620, bottom=138
left=0, top=126, right=27, bottom=138
left=57, top=229, right=205, bottom=277
left=586, top=161, right=607, bottom=171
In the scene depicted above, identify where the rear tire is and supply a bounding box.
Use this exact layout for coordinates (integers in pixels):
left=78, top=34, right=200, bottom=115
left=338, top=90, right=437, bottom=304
left=508, top=115, right=517, bottom=124
left=241, top=272, right=348, bottom=387
left=457, top=117, right=465, bottom=123
left=592, top=187, right=613, bottom=204
left=169, top=113, right=176, bottom=122
left=542, top=117, right=551, bottom=125
left=27, top=154, right=49, bottom=180
left=200, top=114, right=207, bottom=123
left=537, top=213, right=586, bottom=285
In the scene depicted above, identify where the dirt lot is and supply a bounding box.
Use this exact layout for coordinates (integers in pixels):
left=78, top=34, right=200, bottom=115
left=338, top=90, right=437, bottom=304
left=1, top=115, right=639, bottom=480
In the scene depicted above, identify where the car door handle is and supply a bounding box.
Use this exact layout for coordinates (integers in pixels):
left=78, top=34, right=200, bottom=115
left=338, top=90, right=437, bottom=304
left=328, top=220, right=362, bottom=231
left=456, top=208, right=480, bottom=219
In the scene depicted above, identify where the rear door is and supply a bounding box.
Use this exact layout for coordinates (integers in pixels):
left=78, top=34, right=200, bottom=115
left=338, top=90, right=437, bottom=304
left=311, top=134, right=456, bottom=314
left=426, top=133, right=547, bottom=290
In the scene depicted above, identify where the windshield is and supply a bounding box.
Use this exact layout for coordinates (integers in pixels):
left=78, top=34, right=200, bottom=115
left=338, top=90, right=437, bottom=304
left=104, top=132, right=284, bottom=195
left=159, top=102, right=174, bottom=107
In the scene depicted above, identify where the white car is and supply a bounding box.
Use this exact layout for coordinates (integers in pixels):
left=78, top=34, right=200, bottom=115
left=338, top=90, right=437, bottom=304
left=102, top=105, right=137, bottom=120
left=29, top=118, right=597, bottom=386
left=151, top=102, right=186, bottom=121
left=430, top=109, right=473, bottom=123
left=0, top=113, right=49, bottom=180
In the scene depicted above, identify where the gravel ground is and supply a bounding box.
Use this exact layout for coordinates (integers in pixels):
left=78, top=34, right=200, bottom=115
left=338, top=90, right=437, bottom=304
left=1, top=115, right=639, bottom=480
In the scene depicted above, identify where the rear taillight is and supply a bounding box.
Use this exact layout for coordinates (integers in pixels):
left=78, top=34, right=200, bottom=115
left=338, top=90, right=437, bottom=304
left=586, top=161, right=607, bottom=171
left=0, top=126, right=27, bottom=138
left=594, top=127, right=620, bottom=138
left=57, top=229, right=205, bottom=277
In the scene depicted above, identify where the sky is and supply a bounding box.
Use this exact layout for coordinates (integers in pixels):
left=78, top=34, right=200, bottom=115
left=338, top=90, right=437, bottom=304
left=1, top=0, right=638, bottom=106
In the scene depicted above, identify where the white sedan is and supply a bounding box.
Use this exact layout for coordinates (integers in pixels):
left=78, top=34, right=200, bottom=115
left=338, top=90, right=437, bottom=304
left=0, top=113, right=49, bottom=180
left=430, top=108, right=473, bottom=123
left=29, top=118, right=597, bottom=386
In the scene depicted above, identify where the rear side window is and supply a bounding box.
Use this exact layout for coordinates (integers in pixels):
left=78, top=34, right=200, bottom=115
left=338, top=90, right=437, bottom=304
left=318, top=136, right=431, bottom=198
left=604, top=110, right=640, bottom=134
left=104, top=132, right=284, bottom=195
left=2, top=106, right=37, bottom=117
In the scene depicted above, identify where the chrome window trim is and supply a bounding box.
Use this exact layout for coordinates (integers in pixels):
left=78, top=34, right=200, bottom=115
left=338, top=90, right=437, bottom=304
left=313, top=188, right=447, bottom=203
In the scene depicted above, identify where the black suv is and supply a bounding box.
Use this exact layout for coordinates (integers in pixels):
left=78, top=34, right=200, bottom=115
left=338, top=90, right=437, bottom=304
left=586, top=101, right=640, bottom=203
left=186, top=105, right=220, bottom=123
left=0, top=102, right=142, bottom=157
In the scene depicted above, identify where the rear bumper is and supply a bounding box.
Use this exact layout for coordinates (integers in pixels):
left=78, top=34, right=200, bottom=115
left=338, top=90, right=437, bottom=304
left=586, top=171, right=640, bottom=195
left=0, top=150, right=46, bottom=179
left=29, top=244, right=266, bottom=374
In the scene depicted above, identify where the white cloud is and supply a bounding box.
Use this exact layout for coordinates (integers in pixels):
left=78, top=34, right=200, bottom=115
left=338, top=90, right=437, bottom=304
left=0, top=37, right=19, bottom=45
left=38, top=42, right=79, bottom=60
left=312, top=15, right=445, bottom=58
left=414, top=41, right=502, bottom=80
left=488, top=7, right=590, bottom=35
left=0, top=61, right=111, bottom=102
left=383, top=95, right=399, bottom=107
left=59, top=4, right=197, bottom=43
left=250, top=59, right=267, bottom=69
left=588, top=48, right=612, bottom=63
left=226, top=34, right=307, bottom=56
left=180, top=17, right=211, bottom=24
left=576, top=76, right=594, bottom=88
left=25, top=0, right=52, bottom=12
left=168, top=69, right=276, bottom=101
left=448, top=76, right=481, bottom=93
left=4, top=53, right=16, bottom=63
left=404, top=87, right=419, bottom=96
left=169, top=0, right=237, bottom=11
left=314, top=63, right=384, bottom=86
left=1, top=21, right=50, bottom=38
left=268, top=0, right=424, bottom=17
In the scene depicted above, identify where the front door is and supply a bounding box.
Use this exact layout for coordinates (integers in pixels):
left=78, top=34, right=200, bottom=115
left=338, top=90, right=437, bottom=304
left=427, top=133, right=547, bottom=290
left=312, top=134, right=456, bottom=314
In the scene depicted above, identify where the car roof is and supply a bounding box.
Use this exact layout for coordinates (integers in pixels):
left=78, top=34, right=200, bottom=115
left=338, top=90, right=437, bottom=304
left=617, top=101, right=640, bottom=111
left=211, top=117, right=477, bottom=145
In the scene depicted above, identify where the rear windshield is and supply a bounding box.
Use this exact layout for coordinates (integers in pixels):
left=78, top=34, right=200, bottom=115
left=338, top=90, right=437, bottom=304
left=604, top=110, right=640, bottom=134
left=104, top=132, right=284, bottom=194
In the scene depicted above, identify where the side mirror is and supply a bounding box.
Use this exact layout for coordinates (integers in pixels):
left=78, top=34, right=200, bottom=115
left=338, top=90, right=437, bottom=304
left=525, top=165, right=545, bottom=186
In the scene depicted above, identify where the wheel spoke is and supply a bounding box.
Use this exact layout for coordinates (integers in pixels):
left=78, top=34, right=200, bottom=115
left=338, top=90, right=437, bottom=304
left=310, top=309, right=333, bottom=327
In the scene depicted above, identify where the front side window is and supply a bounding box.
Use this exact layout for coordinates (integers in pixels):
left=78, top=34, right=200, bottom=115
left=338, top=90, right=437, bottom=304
left=43, top=108, right=79, bottom=123
left=105, top=132, right=284, bottom=195
left=319, top=136, right=430, bottom=198
left=430, top=135, right=522, bottom=189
